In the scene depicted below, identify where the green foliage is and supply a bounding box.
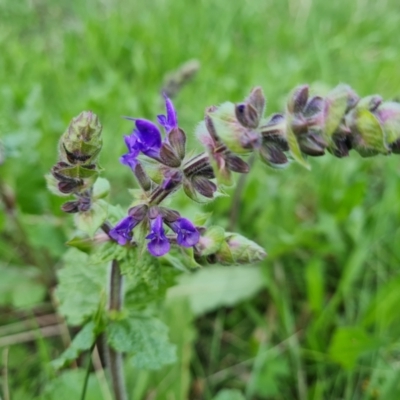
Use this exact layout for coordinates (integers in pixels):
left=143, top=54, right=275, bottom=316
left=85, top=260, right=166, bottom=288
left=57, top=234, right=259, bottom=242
left=40, top=369, right=102, bottom=400
left=167, top=265, right=265, bottom=316
left=213, top=389, right=245, bottom=400
left=0, top=264, right=46, bottom=308
left=107, top=314, right=177, bottom=370
left=74, top=199, right=108, bottom=237
left=52, top=321, right=97, bottom=370
left=328, top=326, right=381, bottom=369
left=2, top=0, right=400, bottom=398
left=55, top=249, right=108, bottom=325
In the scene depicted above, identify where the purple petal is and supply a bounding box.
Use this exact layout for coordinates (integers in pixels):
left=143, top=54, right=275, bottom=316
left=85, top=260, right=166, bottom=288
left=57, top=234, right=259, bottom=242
left=124, top=133, right=138, bottom=152
left=157, top=95, right=178, bottom=133
left=171, top=218, right=200, bottom=247
left=147, top=236, right=170, bottom=256
left=135, top=119, right=162, bottom=150
left=145, top=215, right=170, bottom=257
left=109, top=216, right=138, bottom=245
left=120, top=152, right=139, bottom=169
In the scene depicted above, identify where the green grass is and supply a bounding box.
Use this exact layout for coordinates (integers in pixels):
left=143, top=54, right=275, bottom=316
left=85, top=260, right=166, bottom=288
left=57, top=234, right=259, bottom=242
left=2, top=0, right=400, bottom=398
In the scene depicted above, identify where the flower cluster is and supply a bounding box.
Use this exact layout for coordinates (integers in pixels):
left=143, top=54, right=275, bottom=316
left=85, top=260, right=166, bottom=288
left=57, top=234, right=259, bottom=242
left=47, top=111, right=103, bottom=213
left=198, top=84, right=400, bottom=175
left=109, top=96, right=206, bottom=256
left=109, top=203, right=199, bottom=257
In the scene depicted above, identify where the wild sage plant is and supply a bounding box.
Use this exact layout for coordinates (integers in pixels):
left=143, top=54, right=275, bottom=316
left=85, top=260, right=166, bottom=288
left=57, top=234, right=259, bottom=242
left=47, top=84, right=400, bottom=399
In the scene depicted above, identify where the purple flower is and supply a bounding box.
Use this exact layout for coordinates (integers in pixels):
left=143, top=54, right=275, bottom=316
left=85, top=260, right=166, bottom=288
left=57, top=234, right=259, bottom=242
left=135, top=120, right=162, bottom=158
left=157, top=94, right=178, bottom=133
left=120, top=120, right=163, bottom=169
left=171, top=218, right=200, bottom=247
left=146, top=215, right=170, bottom=256
left=109, top=215, right=139, bottom=245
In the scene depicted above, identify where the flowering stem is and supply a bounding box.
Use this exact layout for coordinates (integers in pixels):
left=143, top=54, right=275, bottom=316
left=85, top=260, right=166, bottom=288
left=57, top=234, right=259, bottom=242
left=228, top=153, right=255, bottom=230
left=108, top=259, right=127, bottom=400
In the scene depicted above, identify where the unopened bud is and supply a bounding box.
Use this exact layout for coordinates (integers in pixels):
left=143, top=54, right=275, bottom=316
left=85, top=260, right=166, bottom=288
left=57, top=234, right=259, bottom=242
left=225, top=153, right=250, bottom=173
left=192, top=176, right=217, bottom=198
left=246, top=86, right=266, bottom=119
left=196, top=226, right=225, bottom=256
left=374, top=101, right=400, bottom=151
left=159, top=207, right=180, bottom=222
left=128, top=204, right=149, bottom=221
left=259, top=141, right=289, bottom=168
left=59, top=111, right=103, bottom=166
left=134, top=163, right=151, bottom=191
left=357, top=95, right=383, bottom=112
left=287, top=85, right=309, bottom=114
left=61, top=200, right=80, bottom=213
left=297, top=131, right=327, bottom=156
left=235, top=103, right=259, bottom=129
left=209, top=102, right=260, bottom=154
left=169, top=127, right=186, bottom=159
left=215, top=233, right=267, bottom=265
left=160, top=142, right=181, bottom=167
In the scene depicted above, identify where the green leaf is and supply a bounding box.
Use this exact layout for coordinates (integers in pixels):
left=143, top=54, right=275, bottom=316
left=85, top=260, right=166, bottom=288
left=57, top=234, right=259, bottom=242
left=66, top=234, right=95, bottom=253
left=193, top=212, right=212, bottom=226
left=210, top=102, right=251, bottom=154
left=324, top=85, right=349, bottom=137
left=198, top=225, right=225, bottom=256
left=0, top=264, right=46, bottom=309
left=305, top=258, right=325, bottom=313
left=92, top=177, right=110, bottom=199
left=107, top=315, right=176, bottom=370
left=166, top=265, right=265, bottom=316
left=41, top=369, right=102, bottom=400
left=378, top=102, right=400, bottom=144
left=213, top=389, right=245, bottom=400
left=55, top=249, right=108, bottom=325
left=74, top=199, right=108, bottom=237
left=354, top=108, right=389, bottom=156
left=285, top=119, right=310, bottom=170
left=328, top=326, right=380, bottom=369
left=52, top=322, right=97, bottom=369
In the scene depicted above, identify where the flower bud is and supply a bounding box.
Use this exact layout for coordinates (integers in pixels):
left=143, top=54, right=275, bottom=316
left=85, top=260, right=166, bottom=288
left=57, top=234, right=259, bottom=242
left=159, top=207, right=181, bottom=222
left=346, top=108, right=389, bottom=157
left=196, top=226, right=225, bottom=256
left=215, top=233, right=267, bottom=265
left=128, top=204, right=149, bottom=221
left=246, top=86, right=266, bottom=120
left=373, top=101, right=400, bottom=152
left=357, top=95, right=383, bottom=112
left=259, top=141, right=289, bottom=168
left=297, top=131, right=327, bottom=156
left=225, top=153, right=250, bottom=173
left=235, top=103, right=259, bottom=129
left=209, top=102, right=260, bottom=154
left=287, top=85, right=309, bottom=114
left=192, top=176, right=217, bottom=198
left=59, top=111, right=103, bottom=166
left=168, top=127, right=186, bottom=160
left=159, top=142, right=181, bottom=167
left=134, top=163, right=151, bottom=191
left=61, top=200, right=80, bottom=213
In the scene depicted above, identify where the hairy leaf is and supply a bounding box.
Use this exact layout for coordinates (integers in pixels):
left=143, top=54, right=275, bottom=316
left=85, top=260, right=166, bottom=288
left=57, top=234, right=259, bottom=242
left=107, top=315, right=176, bottom=370
left=52, top=321, right=97, bottom=369
left=166, top=265, right=265, bottom=316
left=55, top=249, right=108, bottom=325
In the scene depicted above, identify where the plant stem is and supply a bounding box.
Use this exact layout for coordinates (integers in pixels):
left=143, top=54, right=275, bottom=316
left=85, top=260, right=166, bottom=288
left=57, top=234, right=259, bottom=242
left=228, top=153, right=255, bottom=230
left=80, top=343, right=95, bottom=400
left=108, top=260, right=128, bottom=400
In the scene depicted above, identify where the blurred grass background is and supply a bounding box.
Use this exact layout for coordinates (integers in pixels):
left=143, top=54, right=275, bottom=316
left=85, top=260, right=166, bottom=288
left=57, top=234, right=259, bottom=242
left=1, top=0, right=400, bottom=398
